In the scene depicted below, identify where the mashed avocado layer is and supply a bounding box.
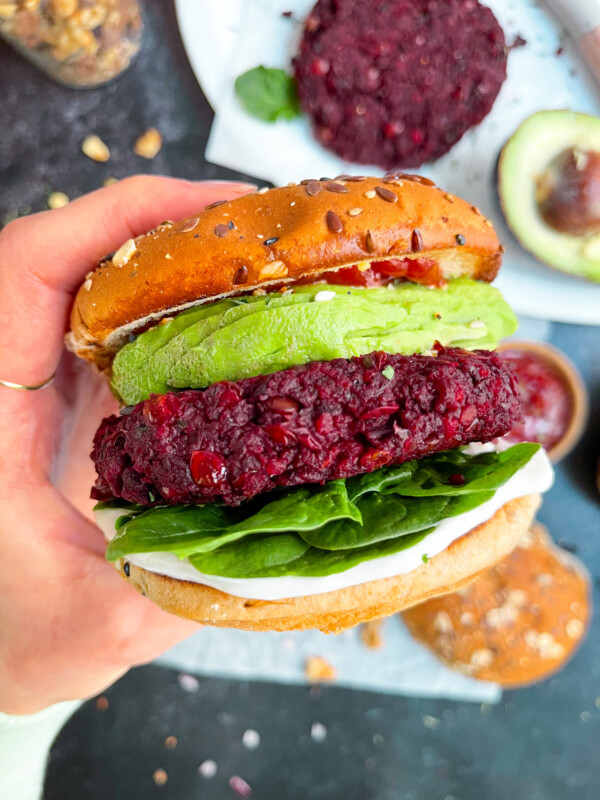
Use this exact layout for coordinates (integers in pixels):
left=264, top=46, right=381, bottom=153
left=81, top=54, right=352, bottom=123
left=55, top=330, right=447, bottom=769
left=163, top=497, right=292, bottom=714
left=112, top=279, right=517, bottom=405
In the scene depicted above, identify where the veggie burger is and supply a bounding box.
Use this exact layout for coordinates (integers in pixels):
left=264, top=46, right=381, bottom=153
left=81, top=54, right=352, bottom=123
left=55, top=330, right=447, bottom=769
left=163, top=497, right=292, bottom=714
left=68, top=175, right=554, bottom=633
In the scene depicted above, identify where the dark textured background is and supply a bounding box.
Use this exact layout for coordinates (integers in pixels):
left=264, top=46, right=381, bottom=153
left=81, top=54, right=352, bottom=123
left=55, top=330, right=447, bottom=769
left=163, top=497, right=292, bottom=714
left=1, top=2, right=599, bottom=799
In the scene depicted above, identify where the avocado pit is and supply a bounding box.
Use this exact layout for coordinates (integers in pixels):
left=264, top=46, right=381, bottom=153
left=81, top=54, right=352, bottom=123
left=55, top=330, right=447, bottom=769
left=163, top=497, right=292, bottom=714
left=536, top=147, right=600, bottom=236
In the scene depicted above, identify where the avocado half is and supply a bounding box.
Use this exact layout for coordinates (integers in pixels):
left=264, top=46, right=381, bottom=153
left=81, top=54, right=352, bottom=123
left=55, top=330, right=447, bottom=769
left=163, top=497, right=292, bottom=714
left=498, top=110, right=600, bottom=283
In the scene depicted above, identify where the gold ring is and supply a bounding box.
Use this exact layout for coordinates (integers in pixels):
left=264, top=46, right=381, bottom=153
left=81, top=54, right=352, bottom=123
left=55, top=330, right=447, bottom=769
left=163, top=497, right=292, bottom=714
left=0, top=373, right=56, bottom=391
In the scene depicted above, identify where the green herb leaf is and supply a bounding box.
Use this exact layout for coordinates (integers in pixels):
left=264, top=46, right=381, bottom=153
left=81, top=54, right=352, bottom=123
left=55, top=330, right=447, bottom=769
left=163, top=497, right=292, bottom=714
left=234, top=66, right=301, bottom=122
left=382, top=365, right=395, bottom=380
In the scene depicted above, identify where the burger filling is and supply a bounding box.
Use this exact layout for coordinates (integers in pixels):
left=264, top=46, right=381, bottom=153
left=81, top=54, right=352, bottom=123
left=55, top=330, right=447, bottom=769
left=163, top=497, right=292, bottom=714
left=93, top=276, right=553, bottom=591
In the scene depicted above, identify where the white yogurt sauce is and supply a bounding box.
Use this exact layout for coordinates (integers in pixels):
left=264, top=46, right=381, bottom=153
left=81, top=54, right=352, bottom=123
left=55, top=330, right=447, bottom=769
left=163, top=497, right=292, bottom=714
left=95, top=448, right=553, bottom=600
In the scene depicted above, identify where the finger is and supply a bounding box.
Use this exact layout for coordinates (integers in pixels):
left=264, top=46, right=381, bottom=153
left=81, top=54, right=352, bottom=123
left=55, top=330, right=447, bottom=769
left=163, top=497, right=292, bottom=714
left=0, top=177, right=257, bottom=386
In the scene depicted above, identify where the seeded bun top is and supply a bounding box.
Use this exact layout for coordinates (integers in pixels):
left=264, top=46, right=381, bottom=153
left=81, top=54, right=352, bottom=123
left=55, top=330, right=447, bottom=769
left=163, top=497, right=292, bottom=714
left=402, top=523, right=591, bottom=688
left=68, top=175, right=503, bottom=368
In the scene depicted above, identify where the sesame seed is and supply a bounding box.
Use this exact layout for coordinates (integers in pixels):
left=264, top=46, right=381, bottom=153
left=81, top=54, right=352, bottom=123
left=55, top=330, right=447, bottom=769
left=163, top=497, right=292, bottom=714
left=256, top=234, right=264, bottom=239
left=85, top=271, right=94, bottom=280
left=181, top=216, right=199, bottom=232
left=165, top=253, right=173, bottom=260
left=228, top=220, right=235, bottom=229
left=326, top=210, right=343, bottom=233
left=305, top=181, right=322, bottom=196
left=264, top=237, right=279, bottom=246
left=484, top=219, right=493, bottom=227
left=364, top=190, right=376, bottom=199
left=315, top=290, right=336, bottom=302
left=205, top=200, right=226, bottom=210
left=566, top=619, right=584, bottom=639
left=375, top=186, right=398, bottom=202
left=345, top=175, right=366, bottom=181
left=348, top=207, right=363, bottom=216
left=214, top=224, right=229, bottom=237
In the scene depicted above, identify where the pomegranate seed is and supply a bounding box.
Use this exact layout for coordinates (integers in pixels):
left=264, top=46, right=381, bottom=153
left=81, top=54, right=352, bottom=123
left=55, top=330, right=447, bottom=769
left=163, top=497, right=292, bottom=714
left=190, top=451, right=227, bottom=487
left=449, top=473, right=466, bottom=485
left=310, top=58, right=329, bottom=76
left=143, top=394, right=177, bottom=424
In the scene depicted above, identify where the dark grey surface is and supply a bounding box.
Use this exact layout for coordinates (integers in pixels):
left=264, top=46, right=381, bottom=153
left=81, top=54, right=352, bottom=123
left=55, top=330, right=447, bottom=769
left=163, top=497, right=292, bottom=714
left=1, top=2, right=599, bottom=799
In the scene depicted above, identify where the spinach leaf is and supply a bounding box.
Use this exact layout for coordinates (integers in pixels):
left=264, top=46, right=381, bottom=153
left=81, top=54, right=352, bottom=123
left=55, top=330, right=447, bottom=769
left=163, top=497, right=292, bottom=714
left=234, top=66, right=301, bottom=122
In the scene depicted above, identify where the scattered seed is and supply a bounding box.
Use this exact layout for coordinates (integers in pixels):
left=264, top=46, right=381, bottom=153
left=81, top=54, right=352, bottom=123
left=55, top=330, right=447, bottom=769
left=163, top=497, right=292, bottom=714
left=214, top=224, right=229, bottom=237
left=83, top=278, right=93, bottom=292
left=178, top=673, right=200, bottom=692
left=81, top=134, right=110, bottom=162
left=198, top=760, right=217, bottom=779
left=165, top=253, right=173, bottom=260
left=85, top=270, right=94, bottom=280
left=411, top=228, right=423, bottom=252
left=206, top=199, right=227, bottom=210
left=364, top=190, right=376, bottom=199
left=96, top=696, right=109, bottom=711
left=103, top=177, right=118, bottom=187
left=375, top=186, right=398, bottom=202
left=228, top=220, right=235, bottom=230
left=290, top=201, right=296, bottom=206
left=305, top=180, right=322, bottom=196
left=256, top=234, right=264, bottom=239
left=300, top=178, right=316, bottom=185
left=112, top=238, right=137, bottom=267
left=365, top=229, right=376, bottom=253
left=181, top=216, right=199, bottom=233
left=348, top=207, right=363, bottom=216
left=443, top=193, right=455, bottom=204
left=242, top=729, right=260, bottom=750
left=164, top=736, right=178, bottom=749
left=334, top=174, right=352, bottom=180
left=133, top=128, right=162, bottom=159
left=325, top=181, right=349, bottom=193
left=346, top=175, right=366, bottom=181
left=229, top=775, right=252, bottom=798
left=153, top=769, right=168, bottom=786
left=326, top=210, right=343, bottom=233
left=456, top=234, right=466, bottom=245
left=315, top=290, right=336, bottom=302
left=233, top=266, right=248, bottom=284
left=257, top=187, right=269, bottom=194
left=310, top=722, right=327, bottom=742
left=320, top=176, right=332, bottom=181
left=47, top=191, right=69, bottom=209
left=422, top=715, right=441, bottom=730
left=264, top=237, right=279, bottom=246
left=259, top=261, right=287, bottom=280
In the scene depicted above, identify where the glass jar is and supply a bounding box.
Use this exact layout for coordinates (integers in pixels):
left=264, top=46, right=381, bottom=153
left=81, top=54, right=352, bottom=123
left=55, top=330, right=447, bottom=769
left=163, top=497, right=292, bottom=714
left=0, top=1, right=143, bottom=88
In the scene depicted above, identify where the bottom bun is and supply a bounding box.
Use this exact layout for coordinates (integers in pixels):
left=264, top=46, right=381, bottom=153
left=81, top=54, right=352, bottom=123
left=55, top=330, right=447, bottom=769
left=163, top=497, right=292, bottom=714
left=117, top=494, right=540, bottom=634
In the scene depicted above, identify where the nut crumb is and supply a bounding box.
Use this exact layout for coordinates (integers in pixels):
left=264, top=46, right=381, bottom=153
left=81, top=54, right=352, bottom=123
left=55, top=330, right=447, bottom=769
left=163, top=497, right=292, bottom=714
left=112, top=238, right=137, bottom=268
left=305, top=655, right=336, bottom=682
left=82, top=134, right=110, bottom=163
left=258, top=261, right=287, bottom=280
left=83, top=279, right=93, bottom=292
left=134, top=128, right=163, bottom=159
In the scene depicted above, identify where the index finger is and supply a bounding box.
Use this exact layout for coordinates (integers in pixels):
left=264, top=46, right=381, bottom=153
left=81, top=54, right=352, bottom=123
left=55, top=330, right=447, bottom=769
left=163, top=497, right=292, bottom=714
left=0, top=176, right=257, bottom=387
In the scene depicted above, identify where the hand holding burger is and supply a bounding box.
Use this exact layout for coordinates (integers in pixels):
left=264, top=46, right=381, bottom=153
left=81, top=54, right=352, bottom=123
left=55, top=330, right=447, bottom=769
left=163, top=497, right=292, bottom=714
left=0, top=177, right=257, bottom=714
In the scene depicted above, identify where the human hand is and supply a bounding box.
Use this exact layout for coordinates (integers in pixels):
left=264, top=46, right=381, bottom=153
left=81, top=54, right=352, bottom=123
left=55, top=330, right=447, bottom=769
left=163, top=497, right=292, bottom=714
left=0, top=176, right=256, bottom=714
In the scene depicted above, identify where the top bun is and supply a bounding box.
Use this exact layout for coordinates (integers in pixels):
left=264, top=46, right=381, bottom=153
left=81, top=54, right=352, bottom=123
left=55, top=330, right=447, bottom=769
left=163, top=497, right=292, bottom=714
left=68, top=175, right=502, bottom=368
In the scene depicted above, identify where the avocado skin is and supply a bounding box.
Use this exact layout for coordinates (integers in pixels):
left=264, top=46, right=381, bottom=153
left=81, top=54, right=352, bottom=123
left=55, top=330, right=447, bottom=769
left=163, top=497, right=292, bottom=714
left=498, top=110, right=600, bottom=283
left=111, top=279, right=517, bottom=405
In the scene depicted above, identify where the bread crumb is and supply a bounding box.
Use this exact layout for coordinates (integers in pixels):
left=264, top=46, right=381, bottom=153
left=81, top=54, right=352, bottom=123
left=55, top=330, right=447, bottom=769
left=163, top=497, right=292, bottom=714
left=360, top=620, right=384, bottom=649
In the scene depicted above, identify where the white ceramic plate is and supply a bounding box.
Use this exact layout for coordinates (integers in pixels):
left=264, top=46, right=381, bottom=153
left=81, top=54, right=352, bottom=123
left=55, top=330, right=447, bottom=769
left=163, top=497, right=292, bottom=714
left=175, top=0, right=600, bottom=325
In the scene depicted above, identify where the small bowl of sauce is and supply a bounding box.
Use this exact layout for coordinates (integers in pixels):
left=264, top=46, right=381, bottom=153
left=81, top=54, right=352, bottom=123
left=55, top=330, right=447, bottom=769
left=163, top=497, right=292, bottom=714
left=498, top=341, right=588, bottom=463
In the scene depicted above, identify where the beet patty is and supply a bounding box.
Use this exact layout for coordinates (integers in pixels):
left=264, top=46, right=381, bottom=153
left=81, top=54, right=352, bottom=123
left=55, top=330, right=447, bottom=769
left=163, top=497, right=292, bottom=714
left=293, top=0, right=507, bottom=168
left=92, top=349, right=521, bottom=508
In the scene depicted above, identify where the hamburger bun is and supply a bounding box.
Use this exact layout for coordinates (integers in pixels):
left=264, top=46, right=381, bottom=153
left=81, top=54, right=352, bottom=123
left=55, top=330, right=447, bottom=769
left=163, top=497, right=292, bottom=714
left=68, top=176, right=502, bottom=368
left=113, top=494, right=540, bottom=634
left=402, top=522, right=591, bottom=686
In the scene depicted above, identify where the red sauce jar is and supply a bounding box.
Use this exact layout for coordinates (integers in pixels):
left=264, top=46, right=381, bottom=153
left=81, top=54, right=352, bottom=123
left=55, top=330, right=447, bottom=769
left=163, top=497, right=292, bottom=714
left=498, top=341, right=588, bottom=462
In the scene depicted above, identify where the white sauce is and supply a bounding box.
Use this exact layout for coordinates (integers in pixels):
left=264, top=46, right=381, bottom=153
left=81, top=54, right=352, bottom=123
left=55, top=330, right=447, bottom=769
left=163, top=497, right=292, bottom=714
left=95, top=448, right=554, bottom=600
